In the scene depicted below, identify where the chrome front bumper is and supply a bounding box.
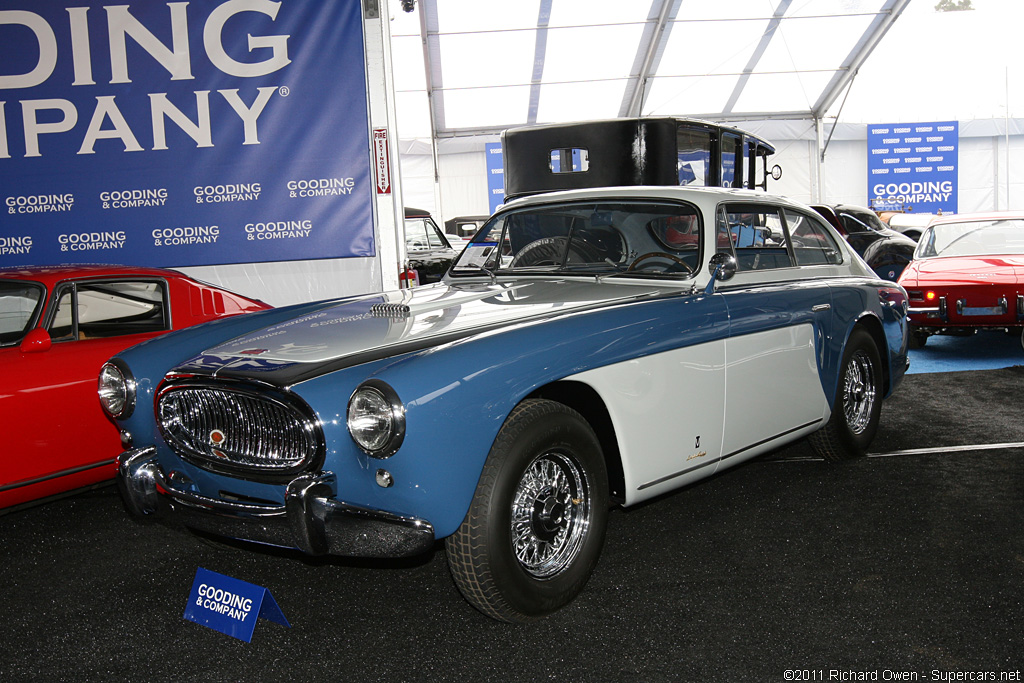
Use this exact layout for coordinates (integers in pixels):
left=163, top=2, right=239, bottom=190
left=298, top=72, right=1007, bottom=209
left=117, top=447, right=435, bottom=558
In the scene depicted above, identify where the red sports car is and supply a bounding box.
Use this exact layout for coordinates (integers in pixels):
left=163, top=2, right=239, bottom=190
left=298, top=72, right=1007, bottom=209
left=897, top=212, right=1024, bottom=348
left=0, top=265, right=270, bottom=511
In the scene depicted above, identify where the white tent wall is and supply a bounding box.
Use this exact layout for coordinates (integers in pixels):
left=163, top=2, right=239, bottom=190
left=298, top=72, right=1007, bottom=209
left=399, top=143, right=496, bottom=223
left=180, top=258, right=382, bottom=307
left=399, top=152, right=438, bottom=212
left=766, top=138, right=820, bottom=205
left=437, top=152, right=492, bottom=219
left=398, top=117, right=1024, bottom=226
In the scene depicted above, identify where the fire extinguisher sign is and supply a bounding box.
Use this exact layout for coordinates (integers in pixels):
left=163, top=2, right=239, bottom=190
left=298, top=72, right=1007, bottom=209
left=373, top=129, right=391, bottom=195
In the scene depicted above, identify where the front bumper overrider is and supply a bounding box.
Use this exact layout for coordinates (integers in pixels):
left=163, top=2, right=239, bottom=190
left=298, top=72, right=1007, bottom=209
left=116, top=447, right=435, bottom=558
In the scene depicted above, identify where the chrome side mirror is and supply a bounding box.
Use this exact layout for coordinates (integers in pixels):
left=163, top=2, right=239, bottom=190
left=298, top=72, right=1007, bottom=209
left=704, top=252, right=737, bottom=294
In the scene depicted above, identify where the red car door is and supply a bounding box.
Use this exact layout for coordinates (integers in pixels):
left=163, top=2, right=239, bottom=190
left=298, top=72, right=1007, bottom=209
left=0, top=279, right=169, bottom=508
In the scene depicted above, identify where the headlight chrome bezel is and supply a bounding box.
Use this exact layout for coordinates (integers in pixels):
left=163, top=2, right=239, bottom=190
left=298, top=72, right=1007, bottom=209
left=98, top=359, right=137, bottom=419
left=347, top=380, right=405, bottom=458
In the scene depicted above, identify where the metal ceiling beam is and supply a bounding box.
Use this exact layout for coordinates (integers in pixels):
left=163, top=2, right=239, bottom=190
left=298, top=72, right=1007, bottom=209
left=620, top=0, right=680, bottom=118
left=418, top=0, right=445, bottom=133
left=527, top=0, right=554, bottom=124
left=427, top=109, right=820, bottom=140
left=722, top=0, right=793, bottom=115
left=811, top=0, right=912, bottom=118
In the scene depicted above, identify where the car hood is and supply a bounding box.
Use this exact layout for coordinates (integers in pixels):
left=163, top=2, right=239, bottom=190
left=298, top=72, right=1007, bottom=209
left=902, top=256, right=1024, bottom=287
left=175, top=279, right=674, bottom=380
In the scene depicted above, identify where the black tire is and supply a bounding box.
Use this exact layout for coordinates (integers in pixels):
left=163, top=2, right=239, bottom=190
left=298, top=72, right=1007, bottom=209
left=809, top=327, right=883, bottom=461
left=908, top=329, right=928, bottom=349
left=446, top=399, right=609, bottom=623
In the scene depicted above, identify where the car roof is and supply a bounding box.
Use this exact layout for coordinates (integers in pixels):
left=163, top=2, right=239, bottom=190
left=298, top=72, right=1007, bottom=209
left=0, top=264, right=184, bottom=287
left=927, top=211, right=1024, bottom=227
left=499, top=185, right=808, bottom=213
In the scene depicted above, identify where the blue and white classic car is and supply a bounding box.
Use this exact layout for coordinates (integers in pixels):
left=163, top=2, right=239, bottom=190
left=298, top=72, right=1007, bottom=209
left=103, top=186, right=909, bottom=622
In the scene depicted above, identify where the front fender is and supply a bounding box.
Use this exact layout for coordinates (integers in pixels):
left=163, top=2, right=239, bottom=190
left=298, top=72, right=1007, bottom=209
left=298, top=294, right=729, bottom=538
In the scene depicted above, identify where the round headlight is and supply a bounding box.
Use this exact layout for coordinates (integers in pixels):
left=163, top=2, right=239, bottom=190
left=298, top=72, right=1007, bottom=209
left=347, top=381, right=405, bottom=458
left=98, top=360, right=136, bottom=418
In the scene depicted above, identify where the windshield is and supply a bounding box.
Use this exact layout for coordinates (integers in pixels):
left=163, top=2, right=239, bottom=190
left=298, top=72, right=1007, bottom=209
left=451, top=201, right=702, bottom=279
left=915, top=219, right=1024, bottom=259
left=0, top=280, right=45, bottom=347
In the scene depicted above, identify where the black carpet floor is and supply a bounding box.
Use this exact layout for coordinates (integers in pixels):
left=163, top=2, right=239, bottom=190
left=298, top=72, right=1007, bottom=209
left=2, top=368, right=1022, bottom=681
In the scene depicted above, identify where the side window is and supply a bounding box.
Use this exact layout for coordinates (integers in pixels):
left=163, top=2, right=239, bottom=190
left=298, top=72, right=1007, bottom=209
left=427, top=222, right=448, bottom=248
left=722, top=204, right=792, bottom=271
left=746, top=142, right=758, bottom=189
left=785, top=210, right=844, bottom=266
left=715, top=207, right=737, bottom=254
left=48, top=281, right=168, bottom=341
left=721, top=134, right=743, bottom=188
left=677, top=126, right=712, bottom=186
left=405, top=219, right=430, bottom=251
left=840, top=214, right=864, bottom=235
left=48, top=288, right=76, bottom=341
left=549, top=148, right=589, bottom=173
left=0, top=282, right=45, bottom=346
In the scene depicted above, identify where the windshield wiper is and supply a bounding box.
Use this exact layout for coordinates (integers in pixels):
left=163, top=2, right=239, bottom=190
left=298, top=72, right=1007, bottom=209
left=455, top=265, right=498, bottom=284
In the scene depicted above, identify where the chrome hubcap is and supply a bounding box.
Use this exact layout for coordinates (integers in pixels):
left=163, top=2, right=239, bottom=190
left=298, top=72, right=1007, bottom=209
left=843, top=350, right=876, bottom=435
left=511, top=452, right=590, bottom=578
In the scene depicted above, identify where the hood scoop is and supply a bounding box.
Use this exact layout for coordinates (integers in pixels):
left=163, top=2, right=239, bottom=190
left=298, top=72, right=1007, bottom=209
left=370, top=284, right=529, bottom=320
left=370, top=302, right=411, bottom=319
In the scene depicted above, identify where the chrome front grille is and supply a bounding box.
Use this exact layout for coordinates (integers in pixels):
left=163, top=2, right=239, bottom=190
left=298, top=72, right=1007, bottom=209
left=157, top=382, right=322, bottom=475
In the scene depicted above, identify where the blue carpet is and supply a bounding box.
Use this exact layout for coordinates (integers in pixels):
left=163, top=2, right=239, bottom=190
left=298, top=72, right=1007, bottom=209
left=907, top=328, right=1024, bottom=374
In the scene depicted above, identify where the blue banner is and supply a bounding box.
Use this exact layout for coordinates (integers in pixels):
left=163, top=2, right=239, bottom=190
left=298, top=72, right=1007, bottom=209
left=485, top=142, right=503, bottom=213
left=867, top=121, right=958, bottom=214
left=0, top=0, right=374, bottom=268
left=183, top=567, right=289, bottom=642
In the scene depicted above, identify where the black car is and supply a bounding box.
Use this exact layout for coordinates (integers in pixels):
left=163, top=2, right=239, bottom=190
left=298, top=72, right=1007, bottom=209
left=811, top=204, right=917, bottom=282
left=404, top=207, right=456, bottom=285
left=502, top=117, right=781, bottom=199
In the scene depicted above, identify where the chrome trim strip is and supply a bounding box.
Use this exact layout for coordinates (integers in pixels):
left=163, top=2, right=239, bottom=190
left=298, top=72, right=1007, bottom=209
left=766, top=441, right=1024, bottom=462
left=637, top=419, right=822, bottom=490
left=868, top=442, right=1024, bottom=458
left=0, top=458, right=115, bottom=492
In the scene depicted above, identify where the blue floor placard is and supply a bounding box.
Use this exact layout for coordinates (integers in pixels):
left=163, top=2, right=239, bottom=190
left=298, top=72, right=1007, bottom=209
left=183, top=568, right=290, bottom=642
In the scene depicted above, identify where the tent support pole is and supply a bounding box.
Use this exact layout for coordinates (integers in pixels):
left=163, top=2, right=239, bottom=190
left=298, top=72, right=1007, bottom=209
left=814, top=116, right=825, bottom=204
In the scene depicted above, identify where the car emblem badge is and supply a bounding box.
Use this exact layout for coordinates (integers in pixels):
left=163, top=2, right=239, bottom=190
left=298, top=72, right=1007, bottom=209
left=209, top=429, right=228, bottom=458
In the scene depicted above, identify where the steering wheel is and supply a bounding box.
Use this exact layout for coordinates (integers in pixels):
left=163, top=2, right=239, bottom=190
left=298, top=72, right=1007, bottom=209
left=510, top=237, right=568, bottom=267
left=626, top=251, right=694, bottom=274
left=510, top=237, right=605, bottom=268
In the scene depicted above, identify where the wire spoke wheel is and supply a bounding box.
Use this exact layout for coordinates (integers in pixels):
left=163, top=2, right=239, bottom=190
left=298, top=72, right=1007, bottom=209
left=809, top=327, right=882, bottom=461
left=446, top=399, right=608, bottom=622
left=842, top=349, right=877, bottom=435
left=511, top=452, right=590, bottom=578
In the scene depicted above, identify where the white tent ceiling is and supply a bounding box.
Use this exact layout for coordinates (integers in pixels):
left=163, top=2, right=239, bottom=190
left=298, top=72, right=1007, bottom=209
left=387, top=0, right=1024, bottom=142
